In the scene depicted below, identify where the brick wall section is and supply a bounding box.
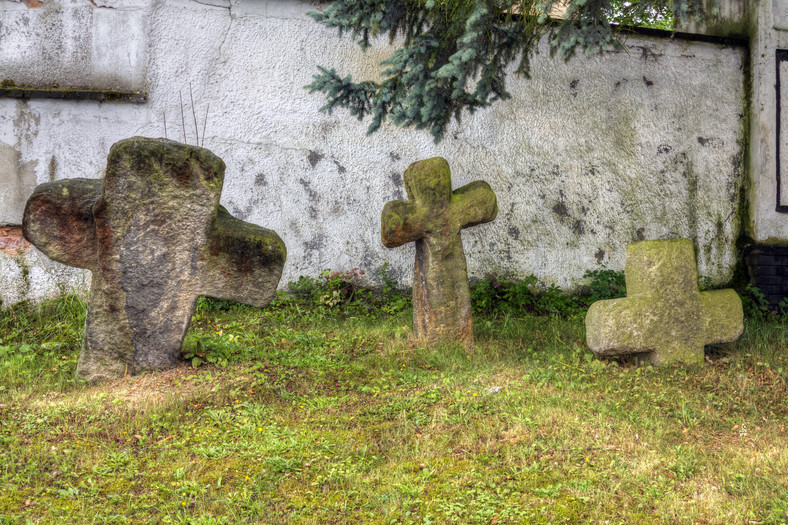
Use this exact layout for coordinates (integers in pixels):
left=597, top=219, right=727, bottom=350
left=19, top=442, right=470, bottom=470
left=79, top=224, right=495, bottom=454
left=744, top=245, right=788, bottom=305
left=0, top=226, right=30, bottom=256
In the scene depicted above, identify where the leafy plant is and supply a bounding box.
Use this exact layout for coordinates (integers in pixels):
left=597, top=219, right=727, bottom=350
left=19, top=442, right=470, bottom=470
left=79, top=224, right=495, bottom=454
left=471, top=270, right=627, bottom=318
left=742, top=284, right=772, bottom=321
left=319, top=267, right=367, bottom=305
left=288, top=274, right=321, bottom=300
left=534, top=283, right=584, bottom=318
left=287, top=265, right=410, bottom=316
left=780, top=297, right=788, bottom=317
left=183, top=333, right=239, bottom=368
left=471, top=274, right=538, bottom=315
left=377, top=263, right=411, bottom=314
left=583, top=268, right=626, bottom=302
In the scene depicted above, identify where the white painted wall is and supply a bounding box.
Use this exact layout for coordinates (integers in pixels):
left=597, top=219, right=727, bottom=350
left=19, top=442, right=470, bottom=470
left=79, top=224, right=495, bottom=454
left=742, top=0, right=788, bottom=244
left=0, top=0, right=747, bottom=305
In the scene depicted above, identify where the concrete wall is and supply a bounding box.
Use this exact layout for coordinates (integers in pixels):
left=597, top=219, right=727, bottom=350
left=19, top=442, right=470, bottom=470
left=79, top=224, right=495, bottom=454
left=0, top=0, right=748, bottom=305
left=739, top=0, right=788, bottom=245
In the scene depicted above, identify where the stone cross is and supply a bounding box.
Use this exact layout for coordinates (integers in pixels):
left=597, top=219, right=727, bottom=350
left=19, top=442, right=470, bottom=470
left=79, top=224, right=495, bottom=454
left=23, top=137, right=287, bottom=383
left=585, top=238, right=743, bottom=365
left=381, top=157, right=497, bottom=345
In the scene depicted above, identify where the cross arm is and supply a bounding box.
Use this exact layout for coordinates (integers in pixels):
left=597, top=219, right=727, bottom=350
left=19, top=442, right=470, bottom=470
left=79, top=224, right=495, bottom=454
left=699, top=289, right=743, bottom=345
left=381, top=200, right=426, bottom=248
left=586, top=296, right=658, bottom=357
left=199, top=207, right=287, bottom=308
left=22, top=179, right=101, bottom=271
left=450, top=181, right=497, bottom=229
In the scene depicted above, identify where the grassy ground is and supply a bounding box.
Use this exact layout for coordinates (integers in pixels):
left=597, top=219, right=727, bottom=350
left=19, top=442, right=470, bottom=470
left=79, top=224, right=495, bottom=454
left=0, top=292, right=787, bottom=524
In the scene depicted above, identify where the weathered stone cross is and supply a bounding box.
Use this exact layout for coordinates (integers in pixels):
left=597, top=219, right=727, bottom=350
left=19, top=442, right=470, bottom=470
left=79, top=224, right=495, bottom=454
left=585, top=239, right=743, bottom=365
left=23, top=137, right=286, bottom=383
left=381, top=157, right=497, bottom=345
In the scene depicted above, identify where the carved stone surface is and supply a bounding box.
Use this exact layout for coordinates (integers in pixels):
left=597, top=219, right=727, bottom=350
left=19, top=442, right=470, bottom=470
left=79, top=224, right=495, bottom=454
left=23, top=137, right=286, bottom=383
left=585, top=238, right=743, bottom=365
left=381, top=157, right=497, bottom=345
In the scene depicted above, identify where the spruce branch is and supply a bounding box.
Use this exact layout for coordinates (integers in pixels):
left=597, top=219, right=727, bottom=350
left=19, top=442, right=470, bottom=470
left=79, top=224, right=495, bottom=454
left=307, top=0, right=714, bottom=143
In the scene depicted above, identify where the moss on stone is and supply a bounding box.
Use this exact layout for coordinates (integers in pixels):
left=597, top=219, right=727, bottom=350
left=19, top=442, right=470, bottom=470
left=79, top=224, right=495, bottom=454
left=404, top=157, right=452, bottom=206
left=382, top=157, right=497, bottom=346
left=586, top=239, right=743, bottom=365
left=209, top=207, right=286, bottom=268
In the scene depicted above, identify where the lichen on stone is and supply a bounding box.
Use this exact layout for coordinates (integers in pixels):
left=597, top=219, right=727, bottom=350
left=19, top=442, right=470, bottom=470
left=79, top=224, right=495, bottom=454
left=382, top=157, right=497, bottom=347
left=586, top=238, right=743, bottom=365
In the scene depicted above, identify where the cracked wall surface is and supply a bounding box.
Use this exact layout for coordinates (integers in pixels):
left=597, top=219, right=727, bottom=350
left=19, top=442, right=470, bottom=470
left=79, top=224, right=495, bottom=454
left=0, top=0, right=747, bottom=304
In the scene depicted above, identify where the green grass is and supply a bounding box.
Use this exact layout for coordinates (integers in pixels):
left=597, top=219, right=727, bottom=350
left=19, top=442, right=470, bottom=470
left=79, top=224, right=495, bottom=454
left=0, top=294, right=787, bottom=524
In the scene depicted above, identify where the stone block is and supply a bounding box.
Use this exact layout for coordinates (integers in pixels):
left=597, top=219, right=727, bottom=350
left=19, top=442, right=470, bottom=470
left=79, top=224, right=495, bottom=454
left=23, top=137, right=286, bottom=383
left=586, top=239, right=743, bottom=365
left=381, top=157, right=497, bottom=346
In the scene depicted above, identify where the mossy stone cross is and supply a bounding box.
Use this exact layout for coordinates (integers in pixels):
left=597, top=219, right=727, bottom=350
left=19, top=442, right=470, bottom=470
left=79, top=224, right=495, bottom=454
left=381, top=157, right=497, bottom=345
left=585, top=239, right=743, bottom=365
left=23, top=137, right=286, bottom=383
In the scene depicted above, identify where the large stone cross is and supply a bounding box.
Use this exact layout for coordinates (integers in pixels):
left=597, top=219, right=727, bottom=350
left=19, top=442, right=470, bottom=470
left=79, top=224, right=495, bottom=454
left=381, top=157, right=497, bottom=345
left=23, top=137, right=286, bottom=383
left=585, top=239, right=743, bottom=365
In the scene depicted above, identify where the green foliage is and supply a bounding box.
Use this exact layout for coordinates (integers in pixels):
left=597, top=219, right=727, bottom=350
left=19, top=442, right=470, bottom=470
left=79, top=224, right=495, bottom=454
left=609, top=0, right=676, bottom=30
left=307, top=0, right=711, bottom=142
left=195, top=296, right=248, bottom=313
left=471, top=269, right=626, bottom=318
left=183, top=335, right=236, bottom=369
left=470, top=273, right=538, bottom=315
left=742, top=284, right=774, bottom=322
left=286, top=274, right=321, bottom=300
left=583, top=268, right=626, bottom=302
left=287, top=265, right=411, bottom=315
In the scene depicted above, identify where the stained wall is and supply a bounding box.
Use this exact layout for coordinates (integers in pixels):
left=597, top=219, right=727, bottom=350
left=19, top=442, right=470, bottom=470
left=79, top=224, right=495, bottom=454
left=0, top=0, right=748, bottom=304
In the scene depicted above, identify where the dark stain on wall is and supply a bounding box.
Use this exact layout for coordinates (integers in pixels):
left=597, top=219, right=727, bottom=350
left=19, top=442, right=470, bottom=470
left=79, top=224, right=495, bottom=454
left=307, top=150, right=324, bottom=168
left=298, top=178, right=319, bottom=219
left=569, top=79, right=579, bottom=97
left=553, top=201, right=570, bottom=218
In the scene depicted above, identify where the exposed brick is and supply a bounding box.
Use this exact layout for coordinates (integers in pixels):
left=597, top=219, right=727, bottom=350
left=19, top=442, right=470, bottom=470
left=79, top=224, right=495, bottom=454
left=753, top=264, right=778, bottom=276
left=0, top=226, right=31, bottom=256
left=758, top=255, right=777, bottom=266
left=756, top=275, right=782, bottom=286
left=757, top=286, right=782, bottom=298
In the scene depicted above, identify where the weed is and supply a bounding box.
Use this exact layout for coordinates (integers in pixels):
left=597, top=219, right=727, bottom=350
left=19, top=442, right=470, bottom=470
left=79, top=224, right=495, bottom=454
left=287, top=266, right=410, bottom=317
left=742, top=284, right=773, bottom=321
left=583, top=268, right=626, bottom=302
left=470, top=270, right=626, bottom=319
